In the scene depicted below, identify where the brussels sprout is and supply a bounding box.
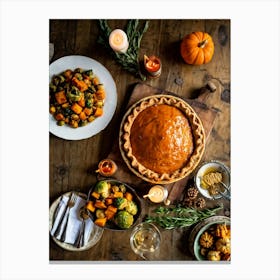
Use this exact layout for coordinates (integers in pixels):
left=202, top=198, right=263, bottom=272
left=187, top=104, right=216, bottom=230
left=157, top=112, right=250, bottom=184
left=52, top=76, right=61, bottom=86
left=79, top=120, right=88, bottom=127
left=85, top=98, right=93, bottom=108
left=125, top=201, right=138, bottom=215
left=71, top=114, right=79, bottom=120
left=58, top=74, right=65, bottom=83
left=114, top=197, right=128, bottom=210
left=83, top=69, right=94, bottom=78
left=63, top=107, right=72, bottom=116
left=94, top=181, right=111, bottom=198
left=111, top=185, right=119, bottom=193
left=67, top=86, right=82, bottom=102
left=74, top=68, right=83, bottom=73
left=49, top=83, right=57, bottom=93
left=119, top=184, right=126, bottom=193
left=57, top=120, right=65, bottom=126
left=88, top=115, right=95, bottom=122
left=114, top=211, right=134, bottom=229
left=96, top=209, right=105, bottom=219
left=87, top=85, right=96, bottom=94
left=74, top=73, right=83, bottom=80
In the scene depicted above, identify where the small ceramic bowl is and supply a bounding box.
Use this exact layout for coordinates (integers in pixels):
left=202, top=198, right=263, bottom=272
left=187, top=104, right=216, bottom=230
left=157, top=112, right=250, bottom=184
left=188, top=216, right=230, bottom=261
left=194, top=160, right=230, bottom=200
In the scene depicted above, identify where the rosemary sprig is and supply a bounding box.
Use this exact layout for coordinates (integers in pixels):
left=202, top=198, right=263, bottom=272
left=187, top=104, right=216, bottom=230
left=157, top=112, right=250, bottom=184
left=145, top=204, right=223, bottom=230
left=97, top=19, right=149, bottom=81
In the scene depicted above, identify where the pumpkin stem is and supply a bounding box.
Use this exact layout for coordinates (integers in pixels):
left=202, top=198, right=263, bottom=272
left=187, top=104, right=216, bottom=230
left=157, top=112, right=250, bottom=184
left=198, top=39, right=208, bottom=48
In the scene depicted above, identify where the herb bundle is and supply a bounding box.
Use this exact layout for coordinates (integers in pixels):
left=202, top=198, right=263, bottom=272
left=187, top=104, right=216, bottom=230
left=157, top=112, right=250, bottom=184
left=97, top=19, right=149, bottom=81
left=145, top=204, right=223, bottom=230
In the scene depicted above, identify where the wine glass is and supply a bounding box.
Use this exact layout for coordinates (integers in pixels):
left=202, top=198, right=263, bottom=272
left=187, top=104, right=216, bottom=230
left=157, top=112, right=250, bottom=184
left=130, top=222, right=161, bottom=260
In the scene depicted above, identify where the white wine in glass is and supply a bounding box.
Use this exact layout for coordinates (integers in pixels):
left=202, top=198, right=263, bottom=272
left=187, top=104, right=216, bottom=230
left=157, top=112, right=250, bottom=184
left=130, top=222, right=161, bottom=260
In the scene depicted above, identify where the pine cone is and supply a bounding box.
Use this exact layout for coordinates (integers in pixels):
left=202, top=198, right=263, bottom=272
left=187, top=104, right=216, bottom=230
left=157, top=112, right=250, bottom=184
left=187, top=187, right=199, bottom=200
left=184, top=197, right=194, bottom=207
left=195, top=197, right=206, bottom=208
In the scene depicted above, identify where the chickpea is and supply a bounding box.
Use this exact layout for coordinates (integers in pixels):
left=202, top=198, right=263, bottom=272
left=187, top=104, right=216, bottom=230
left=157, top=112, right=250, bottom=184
left=88, top=115, right=95, bottom=122
left=49, top=106, right=56, bottom=114
left=70, top=120, right=78, bottom=128
left=71, top=114, right=79, bottom=120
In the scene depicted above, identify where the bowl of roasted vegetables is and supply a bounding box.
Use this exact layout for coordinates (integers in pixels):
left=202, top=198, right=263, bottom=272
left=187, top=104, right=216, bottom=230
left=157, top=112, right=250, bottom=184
left=189, top=216, right=231, bottom=261
left=49, top=55, right=117, bottom=140
left=86, top=180, right=142, bottom=230
left=49, top=67, right=106, bottom=128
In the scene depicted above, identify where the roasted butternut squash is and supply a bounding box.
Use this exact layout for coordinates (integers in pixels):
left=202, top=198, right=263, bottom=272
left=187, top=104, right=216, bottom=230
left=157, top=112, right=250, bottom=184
left=105, top=197, right=113, bottom=205
left=94, top=217, right=107, bottom=227
left=86, top=201, right=95, bottom=212
left=72, top=76, right=88, bottom=92
left=94, top=200, right=107, bottom=209
left=91, top=191, right=100, bottom=199
left=79, top=111, right=87, bottom=121
left=71, top=103, right=83, bottom=114
left=124, top=192, right=133, bottom=202
left=94, top=107, right=103, bottom=117
left=113, top=191, right=123, bottom=198
left=55, top=91, right=67, bottom=104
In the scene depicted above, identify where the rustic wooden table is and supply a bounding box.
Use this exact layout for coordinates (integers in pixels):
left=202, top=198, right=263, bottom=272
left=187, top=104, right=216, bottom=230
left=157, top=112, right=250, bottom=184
left=49, top=19, right=230, bottom=261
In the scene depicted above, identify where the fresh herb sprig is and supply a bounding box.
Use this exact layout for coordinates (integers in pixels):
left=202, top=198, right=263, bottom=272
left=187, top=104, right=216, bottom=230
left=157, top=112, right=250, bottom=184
left=97, top=19, right=149, bottom=81
left=145, top=204, right=223, bottom=230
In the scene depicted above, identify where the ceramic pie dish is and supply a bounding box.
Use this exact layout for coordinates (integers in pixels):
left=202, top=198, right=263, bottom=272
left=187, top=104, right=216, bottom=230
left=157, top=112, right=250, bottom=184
left=119, top=94, right=205, bottom=184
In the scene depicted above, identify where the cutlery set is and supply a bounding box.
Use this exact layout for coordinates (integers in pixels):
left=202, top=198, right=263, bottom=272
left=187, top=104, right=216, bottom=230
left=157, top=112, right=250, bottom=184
left=52, top=192, right=88, bottom=248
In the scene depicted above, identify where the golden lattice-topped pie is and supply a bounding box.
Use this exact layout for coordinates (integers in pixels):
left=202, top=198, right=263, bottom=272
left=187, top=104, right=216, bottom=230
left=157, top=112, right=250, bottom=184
left=119, top=95, right=205, bottom=184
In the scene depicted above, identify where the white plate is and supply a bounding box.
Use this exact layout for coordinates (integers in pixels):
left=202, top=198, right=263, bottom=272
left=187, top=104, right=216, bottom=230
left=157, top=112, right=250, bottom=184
left=49, top=55, right=117, bottom=140
left=49, top=191, right=104, bottom=252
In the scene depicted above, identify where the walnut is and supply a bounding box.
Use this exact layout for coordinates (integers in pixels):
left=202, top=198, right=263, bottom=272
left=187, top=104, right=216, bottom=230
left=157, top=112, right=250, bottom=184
left=187, top=187, right=199, bottom=200
left=199, top=232, right=214, bottom=248
left=195, top=197, right=206, bottom=208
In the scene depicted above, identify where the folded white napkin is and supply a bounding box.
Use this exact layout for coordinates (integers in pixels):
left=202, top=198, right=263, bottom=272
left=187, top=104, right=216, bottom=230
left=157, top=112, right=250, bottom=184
left=50, top=195, right=94, bottom=246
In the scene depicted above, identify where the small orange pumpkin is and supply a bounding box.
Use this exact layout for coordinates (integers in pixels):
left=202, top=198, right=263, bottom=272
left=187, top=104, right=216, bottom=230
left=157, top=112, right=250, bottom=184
left=180, top=32, right=214, bottom=65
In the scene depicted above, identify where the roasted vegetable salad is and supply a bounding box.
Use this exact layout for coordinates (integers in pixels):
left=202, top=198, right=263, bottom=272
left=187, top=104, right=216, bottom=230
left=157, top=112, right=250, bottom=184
left=86, top=180, right=140, bottom=230
left=49, top=68, right=106, bottom=128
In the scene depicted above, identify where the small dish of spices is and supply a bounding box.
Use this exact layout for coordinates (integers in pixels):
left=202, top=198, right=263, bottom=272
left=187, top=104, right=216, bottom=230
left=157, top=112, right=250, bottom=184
left=194, top=160, right=230, bottom=200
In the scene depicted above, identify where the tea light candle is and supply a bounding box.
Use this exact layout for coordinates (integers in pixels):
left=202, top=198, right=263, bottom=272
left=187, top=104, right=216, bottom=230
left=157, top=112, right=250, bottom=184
left=96, top=159, right=117, bottom=177
left=109, top=29, right=129, bottom=53
left=143, top=185, right=168, bottom=203
left=144, top=55, right=162, bottom=78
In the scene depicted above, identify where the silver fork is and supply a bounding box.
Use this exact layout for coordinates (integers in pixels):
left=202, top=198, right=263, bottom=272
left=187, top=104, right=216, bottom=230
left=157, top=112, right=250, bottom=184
left=216, top=182, right=231, bottom=200
left=54, top=192, right=77, bottom=240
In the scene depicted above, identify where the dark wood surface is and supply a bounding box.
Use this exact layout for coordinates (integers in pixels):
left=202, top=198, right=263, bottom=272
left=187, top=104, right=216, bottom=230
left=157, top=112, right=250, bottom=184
left=49, top=19, right=230, bottom=261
